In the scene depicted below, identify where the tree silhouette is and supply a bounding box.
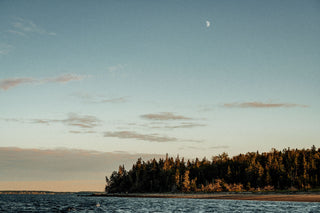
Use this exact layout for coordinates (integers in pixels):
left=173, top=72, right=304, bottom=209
left=105, top=146, right=320, bottom=193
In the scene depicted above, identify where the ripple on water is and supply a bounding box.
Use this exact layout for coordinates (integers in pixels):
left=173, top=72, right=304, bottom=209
left=0, top=194, right=320, bottom=212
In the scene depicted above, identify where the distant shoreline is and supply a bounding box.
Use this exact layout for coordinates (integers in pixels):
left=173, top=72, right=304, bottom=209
left=0, top=191, right=72, bottom=195
left=2, top=191, right=320, bottom=202
left=87, top=192, right=320, bottom=202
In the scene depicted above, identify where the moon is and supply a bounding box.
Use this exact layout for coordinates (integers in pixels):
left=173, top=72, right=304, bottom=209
left=206, top=20, right=210, bottom=28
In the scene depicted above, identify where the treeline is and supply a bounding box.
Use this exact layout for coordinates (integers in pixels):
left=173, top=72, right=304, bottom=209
left=105, top=146, right=320, bottom=193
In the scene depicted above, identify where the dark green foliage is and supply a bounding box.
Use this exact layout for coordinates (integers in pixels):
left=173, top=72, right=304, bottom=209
left=105, top=146, right=320, bottom=193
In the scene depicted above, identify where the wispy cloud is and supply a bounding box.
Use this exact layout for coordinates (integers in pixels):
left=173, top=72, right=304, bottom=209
left=223, top=102, right=308, bottom=108
left=141, top=112, right=192, bottom=121
left=73, top=92, right=127, bottom=104
left=181, top=145, right=228, bottom=151
left=0, top=78, right=35, bottom=90
left=2, top=113, right=100, bottom=129
left=0, top=43, right=14, bottom=56
left=108, top=64, right=125, bottom=72
left=44, top=74, right=85, bottom=83
left=198, top=105, right=215, bottom=112
left=148, top=122, right=206, bottom=129
left=6, top=30, right=26, bottom=36
left=101, top=97, right=127, bottom=103
left=63, top=113, right=100, bottom=129
left=0, top=74, right=86, bottom=91
left=32, top=119, right=51, bottom=124
left=10, top=17, right=56, bottom=36
left=72, top=92, right=93, bottom=101
left=0, top=118, right=21, bottom=122
left=104, top=130, right=202, bottom=143
left=34, top=113, right=100, bottom=129
left=164, top=122, right=206, bottom=129
left=104, top=131, right=178, bottom=142
left=69, top=130, right=96, bottom=134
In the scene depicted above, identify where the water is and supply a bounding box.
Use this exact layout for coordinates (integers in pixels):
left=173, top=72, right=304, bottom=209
left=0, top=194, right=319, bottom=212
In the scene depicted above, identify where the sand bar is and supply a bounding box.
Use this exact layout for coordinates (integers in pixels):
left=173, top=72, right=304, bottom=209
left=88, top=193, right=320, bottom=202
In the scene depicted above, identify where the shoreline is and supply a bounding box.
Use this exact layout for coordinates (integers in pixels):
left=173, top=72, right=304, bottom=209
left=87, top=192, right=320, bottom=202
left=2, top=191, right=320, bottom=202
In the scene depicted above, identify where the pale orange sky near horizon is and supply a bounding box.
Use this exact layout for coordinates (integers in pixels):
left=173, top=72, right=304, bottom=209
left=0, top=147, right=165, bottom=192
left=0, top=180, right=105, bottom=192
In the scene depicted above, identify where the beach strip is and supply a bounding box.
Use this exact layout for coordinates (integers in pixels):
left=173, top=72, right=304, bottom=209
left=89, top=193, right=320, bottom=202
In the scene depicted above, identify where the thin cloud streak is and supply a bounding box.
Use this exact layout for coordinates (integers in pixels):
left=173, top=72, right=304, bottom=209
left=0, top=118, right=21, bottom=122
left=72, top=93, right=127, bottom=104
left=223, top=102, right=308, bottom=108
left=0, top=43, right=14, bottom=55
left=2, top=113, right=100, bottom=129
left=101, top=97, right=127, bottom=103
left=11, top=17, right=56, bottom=36
left=63, top=113, right=100, bottom=129
left=162, top=123, right=206, bottom=129
left=0, top=74, right=86, bottom=91
left=32, top=119, right=51, bottom=124
left=44, top=74, right=86, bottom=83
left=141, top=112, right=192, bottom=121
left=108, top=64, right=125, bottom=72
left=69, top=130, right=96, bottom=134
left=0, top=78, right=35, bottom=90
left=149, top=122, right=206, bottom=129
left=126, top=121, right=207, bottom=129
left=181, top=145, right=228, bottom=151
left=104, top=131, right=178, bottom=142
left=6, top=30, right=26, bottom=36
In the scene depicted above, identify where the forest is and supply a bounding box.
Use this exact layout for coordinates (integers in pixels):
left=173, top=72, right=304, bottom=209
left=105, top=146, right=320, bottom=193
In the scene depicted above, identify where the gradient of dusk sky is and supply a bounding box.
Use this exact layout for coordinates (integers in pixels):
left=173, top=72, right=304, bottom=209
left=0, top=0, right=319, bottom=191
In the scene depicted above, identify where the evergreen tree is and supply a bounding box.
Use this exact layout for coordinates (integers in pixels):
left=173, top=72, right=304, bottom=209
left=105, top=146, right=320, bottom=193
left=182, top=170, right=191, bottom=192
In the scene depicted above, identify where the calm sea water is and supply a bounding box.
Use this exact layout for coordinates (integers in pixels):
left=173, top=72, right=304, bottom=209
left=0, top=194, right=319, bottom=212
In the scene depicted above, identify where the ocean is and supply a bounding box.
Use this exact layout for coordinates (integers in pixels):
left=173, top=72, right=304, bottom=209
left=0, top=194, right=319, bottom=212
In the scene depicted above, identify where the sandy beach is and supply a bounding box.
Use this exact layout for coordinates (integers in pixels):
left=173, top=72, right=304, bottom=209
left=90, top=193, right=320, bottom=202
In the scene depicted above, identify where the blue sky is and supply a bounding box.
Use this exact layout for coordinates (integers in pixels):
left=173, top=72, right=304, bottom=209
left=0, top=0, right=319, bottom=191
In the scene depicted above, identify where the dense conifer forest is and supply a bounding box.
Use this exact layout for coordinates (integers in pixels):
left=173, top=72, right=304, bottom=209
left=105, top=146, right=320, bottom=193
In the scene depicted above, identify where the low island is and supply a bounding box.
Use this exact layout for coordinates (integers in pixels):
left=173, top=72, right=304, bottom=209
left=102, top=146, right=320, bottom=202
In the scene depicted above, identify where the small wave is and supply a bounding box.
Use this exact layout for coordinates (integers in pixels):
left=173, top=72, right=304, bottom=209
left=1, top=194, right=320, bottom=212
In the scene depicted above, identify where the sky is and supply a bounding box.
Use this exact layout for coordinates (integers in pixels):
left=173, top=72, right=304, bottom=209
left=0, top=0, right=319, bottom=191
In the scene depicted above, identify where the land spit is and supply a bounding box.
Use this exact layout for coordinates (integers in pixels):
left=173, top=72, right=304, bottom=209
left=87, top=192, right=320, bottom=202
